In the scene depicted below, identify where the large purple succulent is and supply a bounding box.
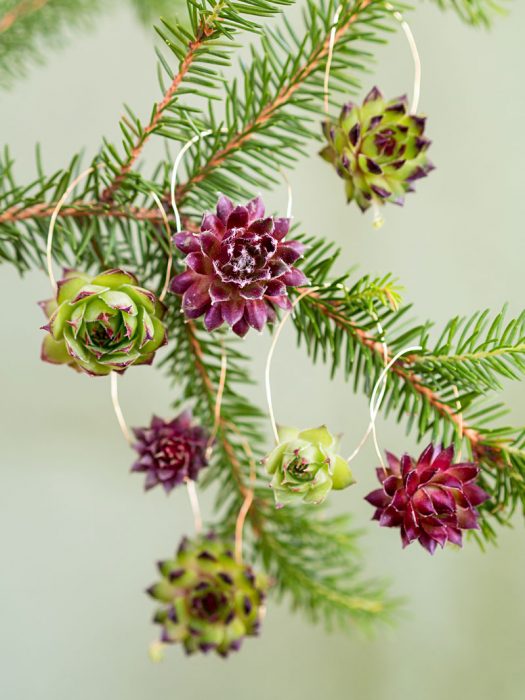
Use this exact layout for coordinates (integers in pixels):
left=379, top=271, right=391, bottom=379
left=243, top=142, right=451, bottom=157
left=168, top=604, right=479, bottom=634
left=170, top=195, right=308, bottom=337
left=131, top=411, right=209, bottom=493
left=365, top=443, right=489, bottom=554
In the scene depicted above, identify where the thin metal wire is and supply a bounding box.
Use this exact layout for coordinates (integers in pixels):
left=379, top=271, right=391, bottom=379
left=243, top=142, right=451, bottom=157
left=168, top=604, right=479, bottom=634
left=323, top=5, right=343, bottom=114
left=110, top=372, right=133, bottom=445
left=264, top=287, right=320, bottom=444
left=150, top=191, right=173, bottom=302
left=185, top=478, right=203, bottom=533
left=384, top=2, right=421, bottom=113
left=368, top=344, right=422, bottom=469
left=206, top=344, right=228, bottom=460
left=170, top=130, right=214, bottom=233
left=346, top=316, right=388, bottom=463
left=46, top=165, right=100, bottom=291
left=233, top=430, right=257, bottom=564
left=279, top=168, right=294, bottom=219
left=452, top=385, right=464, bottom=461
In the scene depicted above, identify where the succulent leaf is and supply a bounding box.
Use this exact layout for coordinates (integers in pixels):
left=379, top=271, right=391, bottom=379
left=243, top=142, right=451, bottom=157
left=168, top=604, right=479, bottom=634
left=148, top=534, right=268, bottom=657
left=39, top=269, right=167, bottom=376
left=131, top=412, right=209, bottom=493
left=320, top=86, right=434, bottom=212
left=263, top=424, right=354, bottom=507
left=171, top=195, right=308, bottom=336
left=364, top=443, right=490, bottom=554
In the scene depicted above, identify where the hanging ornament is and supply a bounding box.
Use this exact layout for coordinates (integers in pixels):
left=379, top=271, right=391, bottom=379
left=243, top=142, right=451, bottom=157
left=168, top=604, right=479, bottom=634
left=320, top=86, right=434, bottom=212
left=148, top=533, right=268, bottom=657
left=264, top=425, right=355, bottom=508
left=131, top=412, right=209, bottom=493
left=170, top=195, right=308, bottom=337
left=39, top=268, right=167, bottom=376
left=365, top=443, right=489, bottom=554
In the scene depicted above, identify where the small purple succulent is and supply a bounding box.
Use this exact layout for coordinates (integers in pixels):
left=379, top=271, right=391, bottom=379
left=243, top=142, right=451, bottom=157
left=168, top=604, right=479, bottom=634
left=131, top=411, right=209, bottom=493
left=365, top=443, right=490, bottom=554
left=170, top=195, right=308, bottom=337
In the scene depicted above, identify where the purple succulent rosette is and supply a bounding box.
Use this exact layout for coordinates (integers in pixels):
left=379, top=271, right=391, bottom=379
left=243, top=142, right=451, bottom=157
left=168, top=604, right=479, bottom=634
left=39, top=268, right=167, bottom=376
left=132, top=411, right=209, bottom=493
left=320, top=86, right=434, bottom=212
left=170, top=195, right=308, bottom=337
left=365, top=443, right=489, bottom=554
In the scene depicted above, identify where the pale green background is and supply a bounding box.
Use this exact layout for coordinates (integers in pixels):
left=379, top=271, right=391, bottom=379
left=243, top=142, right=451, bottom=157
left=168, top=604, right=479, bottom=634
left=1, top=2, right=524, bottom=699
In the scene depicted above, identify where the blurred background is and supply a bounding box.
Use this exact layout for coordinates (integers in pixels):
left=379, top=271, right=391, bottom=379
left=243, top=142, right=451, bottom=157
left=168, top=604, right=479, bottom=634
left=1, top=1, right=524, bottom=698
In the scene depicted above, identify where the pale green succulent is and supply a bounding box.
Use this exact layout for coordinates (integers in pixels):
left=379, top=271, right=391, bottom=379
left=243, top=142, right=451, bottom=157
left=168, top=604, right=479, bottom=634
left=264, top=425, right=355, bottom=507
left=39, top=268, right=167, bottom=376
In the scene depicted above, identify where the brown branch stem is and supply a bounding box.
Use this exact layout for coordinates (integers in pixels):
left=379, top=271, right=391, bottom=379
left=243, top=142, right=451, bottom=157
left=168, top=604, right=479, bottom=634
left=0, top=200, right=201, bottom=233
left=174, top=0, right=373, bottom=203
left=101, top=4, right=226, bottom=202
left=301, top=291, right=499, bottom=461
left=186, top=321, right=264, bottom=534
left=0, top=201, right=165, bottom=225
left=0, top=0, right=49, bottom=34
left=1, top=1, right=373, bottom=230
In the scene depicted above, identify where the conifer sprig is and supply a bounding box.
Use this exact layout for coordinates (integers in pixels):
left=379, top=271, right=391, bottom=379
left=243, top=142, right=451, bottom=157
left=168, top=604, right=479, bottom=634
left=160, top=295, right=395, bottom=624
left=171, top=0, right=389, bottom=215
left=101, top=0, right=294, bottom=201
left=0, top=0, right=520, bottom=632
left=0, top=0, right=187, bottom=89
left=0, top=0, right=102, bottom=88
left=293, top=241, right=525, bottom=540
left=430, top=0, right=507, bottom=26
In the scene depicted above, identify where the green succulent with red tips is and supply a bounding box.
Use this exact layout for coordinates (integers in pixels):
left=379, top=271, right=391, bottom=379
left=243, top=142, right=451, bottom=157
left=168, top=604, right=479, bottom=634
left=320, top=86, right=434, bottom=212
left=148, top=534, right=268, bottom=657
left=39, top=268, right=167, bottom=376
left=264, top=425, right=355, bottom=508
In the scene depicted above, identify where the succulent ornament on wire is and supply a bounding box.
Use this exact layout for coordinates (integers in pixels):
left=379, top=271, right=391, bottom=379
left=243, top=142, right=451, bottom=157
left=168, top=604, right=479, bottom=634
left=148, top=533, right=268, bottom=657
left=40, top=268, right=167, bottom=376
left=365, top=443, right=490, bottom=554
left=131, top=411, right=209, bottom=493
left=264, top=425, right=355, bottom=508
left=170, top=194, right=308, bottom=337
left=320, top=87, right=433, bottom=213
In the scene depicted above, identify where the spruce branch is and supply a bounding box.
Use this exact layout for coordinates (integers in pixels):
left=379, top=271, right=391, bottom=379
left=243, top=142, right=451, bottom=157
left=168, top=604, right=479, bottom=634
left=428, top=0, right=507, bottom=26
left=159, top=290, right=396, bottom=626
left=0, top=0, right=520, bottom=624
left=101, top=0, right=295, bottom=201
left=0, top=0, right=190, bottom=89
left=0, top=0, right=50, bottom=33
left=173, top=0, right=382, bottom=210
left=101, top=1, right=227, bottom=202
left=1, top=0, right=394, bottom=268
left=293, top=242, right=525, bottom=539
left=0, top=0, right=103, bottom=88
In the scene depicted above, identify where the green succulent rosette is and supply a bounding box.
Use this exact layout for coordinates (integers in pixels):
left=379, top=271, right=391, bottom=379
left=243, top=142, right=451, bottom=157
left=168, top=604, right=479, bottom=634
left=39, top=268, right=167, bottom=376
left=148, top=534, right=268, bottom=657
left=320, top=86, right=434, bottom=212
left=264, top=425, right=355, bottom=507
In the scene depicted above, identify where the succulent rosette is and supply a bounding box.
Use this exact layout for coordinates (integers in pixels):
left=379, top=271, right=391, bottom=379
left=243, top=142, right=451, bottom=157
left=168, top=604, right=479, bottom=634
left=170, top=195, right=308, bottom=337
left=39, top=268, right=167, bottom=376
left=320, top=86, right=434, bottom=212
left=264, top=425, right=355, bottom=508
left=365, top=443, right=490, bottom=554
left=148, top=534, right=268, bottom=657
left=132, top=411, right=209, bottom=493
